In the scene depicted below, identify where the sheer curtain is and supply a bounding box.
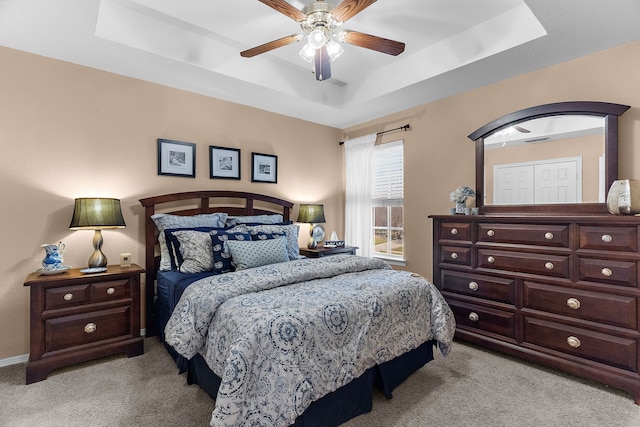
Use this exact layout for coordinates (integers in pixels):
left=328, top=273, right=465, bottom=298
left=344, top=133, right=376, bottom=256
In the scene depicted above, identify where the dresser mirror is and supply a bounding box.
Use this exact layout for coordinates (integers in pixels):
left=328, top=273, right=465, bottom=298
left=468, top=101, right=630, bottom=214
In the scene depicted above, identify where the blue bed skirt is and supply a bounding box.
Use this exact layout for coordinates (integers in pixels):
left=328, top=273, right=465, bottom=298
left=185, top=339, right=436, bottom=427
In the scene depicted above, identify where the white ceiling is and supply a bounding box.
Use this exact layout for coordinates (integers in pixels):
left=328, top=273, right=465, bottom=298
left=1, top=0, right=639, bottom=128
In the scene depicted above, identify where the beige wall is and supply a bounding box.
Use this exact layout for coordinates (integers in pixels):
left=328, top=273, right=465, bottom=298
left=0, top=46, right=342, bottom=359
left=3, top=39, right=640, bottom=360
left=343, top=40, right=640, bottom=282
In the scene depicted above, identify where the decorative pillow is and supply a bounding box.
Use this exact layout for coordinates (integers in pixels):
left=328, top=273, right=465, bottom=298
left=211, top=230, right=252, bottom=273
left=225, top=214, right=283, bottom=227
left=246, top=224, right=301, bottom=260
left=250, top=231, right=286, bottom=241
left=165, top=226, right=222, bottom=270
left=225, top=237, right=290, bottom=270
left=152, top=212, right=228, bottom=271
left=171, top=230, right=214, bottom=274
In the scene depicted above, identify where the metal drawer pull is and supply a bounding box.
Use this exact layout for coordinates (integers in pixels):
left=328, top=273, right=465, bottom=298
left=545, top=262, right=554, bottom=270
left=451, top=253, right=458, bottom=259
left=544, top=232, right=554, bottom=240
left=487, top=256, right=495, bottom=263
left=450, top=228, right=458, bottom=235
left=601, top=268, right=613, bottom=277
left=487, top=230, right=495, bottom=237
left=63, top=293, right=73, bottom=301
left=566, top=298, right=581, bottom=310
left=468, top=312, right=479, bottom=322
left=567, top=336, right=581, bottom=348
left=106, top=287, right=115, bottom=295
left=601, top=234, right=612, bottom=243
left=84, top=323, right=97, bottom=334
left=468, top=281, right=479, bottom=291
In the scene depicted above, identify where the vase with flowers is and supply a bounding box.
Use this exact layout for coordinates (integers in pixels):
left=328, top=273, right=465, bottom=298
left=450, top=186, right=476, bottom=214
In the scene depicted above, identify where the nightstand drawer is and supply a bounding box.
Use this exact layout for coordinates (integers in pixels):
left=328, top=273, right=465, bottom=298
left=523, top=317, right=637, bottom=372
left=523, top=281, right=637, bottom=329
left=90, top=279, right=130, bottom=302
left=44, top=306, right=131, bottom=352
left=45, top=285, right=90, bottom=310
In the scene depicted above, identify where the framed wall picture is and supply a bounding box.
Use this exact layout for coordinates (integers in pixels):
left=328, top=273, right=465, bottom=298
left=209, top=146, right=241, bottom=180
left=251, top=152, right=277, bottom=183
left=157, top=139, right=196, bottom=178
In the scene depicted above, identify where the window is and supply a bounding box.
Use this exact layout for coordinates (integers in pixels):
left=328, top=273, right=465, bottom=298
left=371, top=140, right=404, bottom=260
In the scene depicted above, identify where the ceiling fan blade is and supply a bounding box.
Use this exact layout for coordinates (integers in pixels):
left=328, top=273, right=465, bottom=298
left=258, top=0, right=307, bottom=22
left=314, top=46, right=331, bottom=81
left=341, top=30, right=405, bottom=56
left=331, top=0, right=377, bottom=22
left=240, top=34, right=302, bottom=58
left=514, top=125, right=531, bottom=133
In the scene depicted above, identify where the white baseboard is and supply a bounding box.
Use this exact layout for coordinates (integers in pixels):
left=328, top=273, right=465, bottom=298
left=0, top=328, right=147, bottom=368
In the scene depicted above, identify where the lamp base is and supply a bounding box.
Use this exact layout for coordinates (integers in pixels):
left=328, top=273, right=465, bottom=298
left=88, top=229, right=108, bottom=268
left=307, top=224, right=325, bottom=249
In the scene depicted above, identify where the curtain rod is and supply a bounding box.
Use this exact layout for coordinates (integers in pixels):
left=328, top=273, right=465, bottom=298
left=339, top=124, right=410, bottom=145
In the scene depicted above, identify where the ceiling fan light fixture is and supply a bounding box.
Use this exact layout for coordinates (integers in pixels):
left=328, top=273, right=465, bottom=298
left=299, top=43, right=315, bottom=63
left=308, top=28, right=326, bottom=49
left=326, top=39, right=344, bottom=61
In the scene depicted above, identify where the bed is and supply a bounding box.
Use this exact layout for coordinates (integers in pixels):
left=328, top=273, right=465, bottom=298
left=139, top=190, right=455, bottom=427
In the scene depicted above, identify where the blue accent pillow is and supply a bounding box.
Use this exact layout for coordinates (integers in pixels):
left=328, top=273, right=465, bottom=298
left=210, top=230, right=252, bottom=273
left=165, top=227, right=225, bottom=270
left=250, top=232, right=286, bottom=241
left=225, top=237, right=290, bottom=270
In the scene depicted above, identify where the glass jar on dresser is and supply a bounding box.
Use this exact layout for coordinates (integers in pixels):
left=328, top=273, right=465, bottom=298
left=429, top=214, right=640, bottom=403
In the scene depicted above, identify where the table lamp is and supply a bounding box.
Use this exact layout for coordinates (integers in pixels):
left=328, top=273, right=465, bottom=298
left=297, top=204, right=326, bottom=249
left=69, top=198, right=126, bottom=268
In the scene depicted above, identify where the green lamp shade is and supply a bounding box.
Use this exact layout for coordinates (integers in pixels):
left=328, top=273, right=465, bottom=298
left=69, top=198, right=126, bottom=229
left=296, top=204, right=326, bottom=224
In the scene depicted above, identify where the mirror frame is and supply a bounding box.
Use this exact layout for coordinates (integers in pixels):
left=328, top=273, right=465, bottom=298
left=468, top=101, right=630, bottom=214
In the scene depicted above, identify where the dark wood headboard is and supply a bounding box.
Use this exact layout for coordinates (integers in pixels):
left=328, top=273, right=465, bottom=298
left=139, top=190, right=294, bottom=336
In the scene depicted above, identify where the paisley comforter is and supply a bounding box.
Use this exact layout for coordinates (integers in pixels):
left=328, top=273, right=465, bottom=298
left=165, top=255, right=455, bottom=427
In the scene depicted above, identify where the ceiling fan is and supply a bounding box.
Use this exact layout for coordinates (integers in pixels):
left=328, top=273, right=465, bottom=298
left=240, top=0, right=406, bottom=81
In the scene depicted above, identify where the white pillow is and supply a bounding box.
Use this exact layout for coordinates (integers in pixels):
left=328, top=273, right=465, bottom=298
left=151, top=212, right=227, bottom=271
left=225, top=237, right=289, bottom=270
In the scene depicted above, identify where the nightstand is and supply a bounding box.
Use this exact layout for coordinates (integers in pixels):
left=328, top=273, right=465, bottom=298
left=23, top=264, right=145, bottom=384
left=299, top=246, right=358, bottom=258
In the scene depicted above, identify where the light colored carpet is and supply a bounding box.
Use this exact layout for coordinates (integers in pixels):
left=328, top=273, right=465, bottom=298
left=1, top=338, right=638, bottom=427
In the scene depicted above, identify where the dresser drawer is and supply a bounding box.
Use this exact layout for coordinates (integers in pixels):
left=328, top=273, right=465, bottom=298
left=523, top=281, right=637, bottom=329
left=478, top=249, right=570, bottom=279
left=441, top=270, right=515, bottom=304
left=439, top=222, right=472, bottom=242
left=523, top=317, right=638, bottom=372
left=44, top=306, right=131, bottom=352
left=578, top=257, right=637, bottom=288
left=478, top=223, right=569, bottom=247
left=440, top=245, right=472, bottom=266
left=448, top=300, right=516, bottom=339
left=579, top=226, right=637, bottom=252
left=45, top=285, right=90, bottom=310
left=90, top=279, right=130, bottom=303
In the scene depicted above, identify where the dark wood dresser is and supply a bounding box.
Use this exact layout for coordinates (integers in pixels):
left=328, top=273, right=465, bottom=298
left=430, top=214, right=640, bottom=403
left=23, top=264, right=145, bottom=383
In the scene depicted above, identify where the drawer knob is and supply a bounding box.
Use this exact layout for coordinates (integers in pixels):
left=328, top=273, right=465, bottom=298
left=487, top=230, right=495, bottom=237
left=545, top=262, right=554, bottom=270
left=566, top=298, right=581, bottom=310
left=106, top=287, right=115, bottom=295
left=567, top=336, right=581, bottom=348
left=84, top=323, right=97, bottom=334
left=450, top=228, right=458, bottom=235
left=601, top=234, right=613, bottom=243
left=487, top=256, right=495, bottom=263
left=468, top=312, right=479, bottom=322
left=544, top=232, right=554, bottom=240
left=63, top=293, right=73, bottom=301
left=468, top=281, right=479, bottom=291
left=451, top=252, right=458, bottom=260
left=601, top=268, right=613, bottom=277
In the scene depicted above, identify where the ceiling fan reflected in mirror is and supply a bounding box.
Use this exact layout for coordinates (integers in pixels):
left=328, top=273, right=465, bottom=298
left=240, top=0, right=406, bottom=81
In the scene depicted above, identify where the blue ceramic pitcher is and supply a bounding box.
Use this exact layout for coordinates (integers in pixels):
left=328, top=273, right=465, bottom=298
left=41, top=242, right=66, bottom=270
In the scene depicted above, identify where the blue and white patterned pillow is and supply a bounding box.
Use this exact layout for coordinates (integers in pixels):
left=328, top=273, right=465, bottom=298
left=246, top=224, right=300, bottom=260
left=250, top=231, right=286, bottom=241
left=171, top=230, right=214, bottom=274
left=152, top=212, right=228, bottom=271
left=225, top=214, right=283, bottom=227
left=165, top=226, right=223, bottom=270
left=211, top=230, right=252, bottom=273
left=225, top=237, right=290, bottom=270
